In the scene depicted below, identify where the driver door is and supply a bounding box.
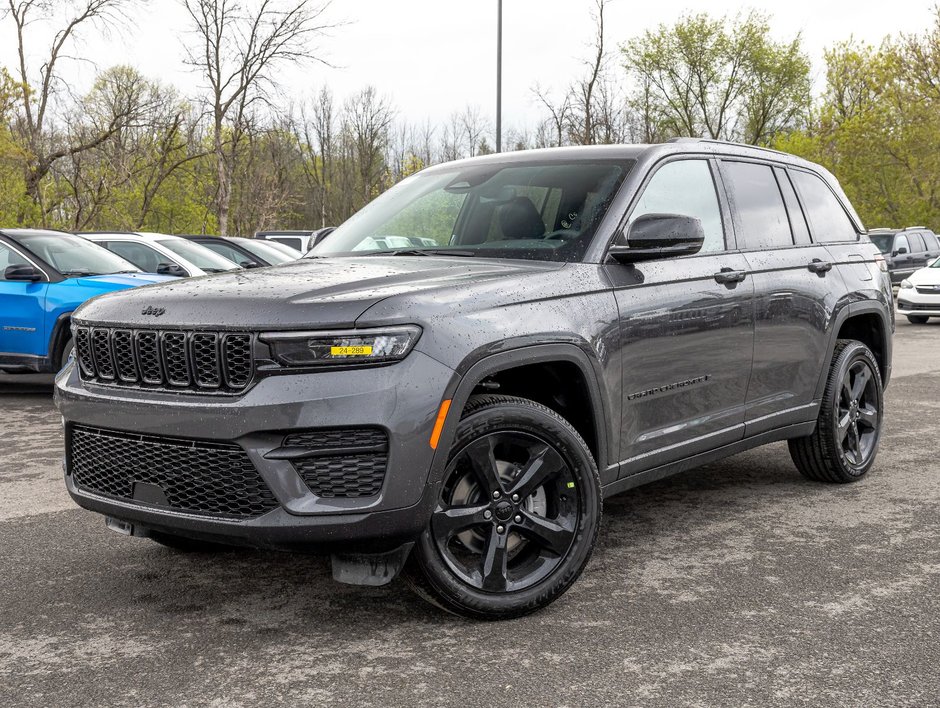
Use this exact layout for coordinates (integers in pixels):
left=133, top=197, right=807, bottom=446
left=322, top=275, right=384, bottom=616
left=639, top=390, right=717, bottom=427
left=0, top=242, right=48, bottom=357
left=605, top=158, right=755, bottom=477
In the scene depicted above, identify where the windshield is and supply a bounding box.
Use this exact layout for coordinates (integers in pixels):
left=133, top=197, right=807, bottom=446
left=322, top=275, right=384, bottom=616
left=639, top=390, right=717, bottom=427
left=868, top=233, right=894, bottom=253
left=237, top=239, right=299, bottom=264
left=310, top=160, right=634, bottom=262
left=12, top=232, right=139, bottom=276
left=157, top=239, right=241, bottom=272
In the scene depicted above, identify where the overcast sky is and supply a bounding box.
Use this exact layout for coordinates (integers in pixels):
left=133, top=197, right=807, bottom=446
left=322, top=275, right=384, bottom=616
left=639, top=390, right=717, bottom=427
left=3, top=0, right=936, bottom=132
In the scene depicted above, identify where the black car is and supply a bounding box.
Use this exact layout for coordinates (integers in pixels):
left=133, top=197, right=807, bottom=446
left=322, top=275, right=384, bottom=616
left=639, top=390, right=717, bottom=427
left=868, top=227, right=940, bottom=283
left=180, top=235, right=302, bottom=268
left=56, top=140, right=893, bottom=620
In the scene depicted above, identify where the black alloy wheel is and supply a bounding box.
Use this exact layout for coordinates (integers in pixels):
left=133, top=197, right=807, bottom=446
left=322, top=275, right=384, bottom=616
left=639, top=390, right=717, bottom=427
left=789, top=339, right=884, bottom=483
left=405, top=395, right=601, bottom=620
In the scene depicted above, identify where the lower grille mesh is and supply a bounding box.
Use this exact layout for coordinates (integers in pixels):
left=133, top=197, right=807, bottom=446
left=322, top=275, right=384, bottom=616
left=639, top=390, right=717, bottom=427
left=69, top=425, right=279, bottom=519
left=285, top=428, right=389, bottom=498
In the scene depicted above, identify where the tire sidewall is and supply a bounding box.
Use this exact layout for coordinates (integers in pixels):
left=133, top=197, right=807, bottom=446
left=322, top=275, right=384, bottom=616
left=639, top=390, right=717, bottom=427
left=59, top=337, right=74, bottom=372
left=412, top=398, right=601, bottom=619
left=828, top=342, right=884, bottom=479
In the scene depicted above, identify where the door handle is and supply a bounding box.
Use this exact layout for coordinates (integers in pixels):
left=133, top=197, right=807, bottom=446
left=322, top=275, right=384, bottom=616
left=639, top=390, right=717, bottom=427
left=714, top=268, right=747, bottom=284
left=807, top=258, right=833, bottom=274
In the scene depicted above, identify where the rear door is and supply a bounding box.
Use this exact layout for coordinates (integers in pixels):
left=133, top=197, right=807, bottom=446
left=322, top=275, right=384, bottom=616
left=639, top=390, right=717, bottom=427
left=907, top=232, right=929, bottom=270
left=0, top=241, right=48, bottom=357
left=607, top=157, right=755, bottom=475
left=718, top=160, right=837, bottom=435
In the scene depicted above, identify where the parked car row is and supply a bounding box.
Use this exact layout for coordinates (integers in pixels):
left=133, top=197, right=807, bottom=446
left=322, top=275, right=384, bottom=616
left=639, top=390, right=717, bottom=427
left=0, top=229, right=311, bottom=375
left=868, top=226, right=940, bottom=283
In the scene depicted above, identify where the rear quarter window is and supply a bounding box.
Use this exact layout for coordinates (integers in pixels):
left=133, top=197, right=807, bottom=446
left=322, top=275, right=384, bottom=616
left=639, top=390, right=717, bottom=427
left=789, top=170, right=858, bottom=243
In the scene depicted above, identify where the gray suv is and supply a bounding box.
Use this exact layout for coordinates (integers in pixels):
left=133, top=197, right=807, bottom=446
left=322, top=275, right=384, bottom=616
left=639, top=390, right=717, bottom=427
left=56, top=140, right=894, bottom=620
left=868, top=226, right=940, bottom=283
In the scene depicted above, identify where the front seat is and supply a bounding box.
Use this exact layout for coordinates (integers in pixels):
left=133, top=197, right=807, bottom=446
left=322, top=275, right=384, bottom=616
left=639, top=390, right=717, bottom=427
left=499, top=197, right=545, bottom=240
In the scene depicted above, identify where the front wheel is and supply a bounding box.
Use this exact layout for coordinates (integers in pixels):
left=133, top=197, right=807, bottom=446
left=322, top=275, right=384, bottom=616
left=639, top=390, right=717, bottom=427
left=404, top=395, right=601, bottom=620
left=906, top=315, right=929, bottom=324
left=789, top=340, right=884, bottom=483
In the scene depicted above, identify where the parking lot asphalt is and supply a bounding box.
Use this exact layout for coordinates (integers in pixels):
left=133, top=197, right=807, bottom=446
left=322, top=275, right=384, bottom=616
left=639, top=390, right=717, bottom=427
left=2, top=320, right=939, bottom=708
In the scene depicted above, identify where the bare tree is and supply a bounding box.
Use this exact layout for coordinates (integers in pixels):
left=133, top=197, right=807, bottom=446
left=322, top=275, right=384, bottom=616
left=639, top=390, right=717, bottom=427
left=182, top=0, right=332, bottom=234
left=4, top=0, right=136, bottom=223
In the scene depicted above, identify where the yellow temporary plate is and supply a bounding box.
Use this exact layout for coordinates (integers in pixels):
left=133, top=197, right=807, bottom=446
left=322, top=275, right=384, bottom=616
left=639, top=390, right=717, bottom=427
left=330, top=345, right=373, bottom=357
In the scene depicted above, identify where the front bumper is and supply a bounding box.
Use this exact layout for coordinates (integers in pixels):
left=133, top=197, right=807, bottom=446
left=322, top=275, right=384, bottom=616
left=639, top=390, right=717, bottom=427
left=897, top=288, right=940, bottom=316
left=55, top=351, right=456, bottom=552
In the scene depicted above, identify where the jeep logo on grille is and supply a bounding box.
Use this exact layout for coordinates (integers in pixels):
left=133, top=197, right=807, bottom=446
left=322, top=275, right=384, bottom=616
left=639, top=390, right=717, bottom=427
left=141, top=305, right=166, bottom=317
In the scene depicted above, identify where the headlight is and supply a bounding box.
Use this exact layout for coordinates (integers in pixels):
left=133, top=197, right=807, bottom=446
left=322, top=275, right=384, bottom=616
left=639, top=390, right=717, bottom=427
left=261, top=325, right=422, bottom=367
left=900, top=279, right=913, bottom=289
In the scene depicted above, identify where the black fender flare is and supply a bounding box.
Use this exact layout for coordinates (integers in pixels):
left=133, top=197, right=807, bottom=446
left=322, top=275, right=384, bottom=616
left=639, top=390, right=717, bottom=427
left=47, top=312, right=74, bottom=370
left=814, top=300, right=892, bottom=399
left=426, top=342, right=613, bottom=490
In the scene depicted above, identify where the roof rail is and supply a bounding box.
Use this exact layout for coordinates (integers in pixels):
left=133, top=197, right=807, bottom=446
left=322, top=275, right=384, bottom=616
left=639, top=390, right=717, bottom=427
left=665, top=136, right=790, bottom=157
left=902, top=226, right=926, bottom=230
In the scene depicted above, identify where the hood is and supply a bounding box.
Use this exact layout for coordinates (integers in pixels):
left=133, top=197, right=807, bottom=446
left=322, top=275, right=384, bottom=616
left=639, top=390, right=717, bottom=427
left=909, top=263, right=940, bottom=285
left=70, top=272, right=177, bottom=289
left=72, top=256, right=562, bottom=329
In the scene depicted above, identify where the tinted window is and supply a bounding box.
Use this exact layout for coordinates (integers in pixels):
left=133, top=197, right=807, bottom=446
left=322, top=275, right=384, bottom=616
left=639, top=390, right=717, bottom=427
left=0, top=243, right=31, bottom=280
left=908, top=232, right=927, bottom=252
left=157, top=239, right=240, bottom=272
left=868, top=233, right=894, bottom=253
left=924, top=232, right=940, bottom=251
left=106, top=241, right=166, bottom=273
left=201, top=241, right=258, bottom=266
left=273, top=237, right=305, bottom=251
left=895, top=234, right=911, bottom=254
left=11, top=232, right=138, bottom=276
left=313, top=161, right=633, bottom=263
left=775, top=167, right=811, bottom=245
left=722, top=161, right=792, bottom=249
left=627, top=159, right=724, bottom=253
left=790, top=170, right=858, bottom=243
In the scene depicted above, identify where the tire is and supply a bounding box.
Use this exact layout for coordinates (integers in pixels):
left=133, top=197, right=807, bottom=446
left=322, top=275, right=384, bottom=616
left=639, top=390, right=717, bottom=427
left=404, top=394, right=601, bottom=620
left=788, top=340, right=884, bottom=483
left=149, top=531, right=234, bottom=553
left=907, top=315, right=929, bottom=324
left=58, top=337, right=74, bottom=371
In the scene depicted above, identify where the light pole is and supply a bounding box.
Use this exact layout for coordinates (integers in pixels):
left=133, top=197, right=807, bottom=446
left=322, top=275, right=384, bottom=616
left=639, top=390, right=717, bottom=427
left=496, top=0, right=502, bottom=153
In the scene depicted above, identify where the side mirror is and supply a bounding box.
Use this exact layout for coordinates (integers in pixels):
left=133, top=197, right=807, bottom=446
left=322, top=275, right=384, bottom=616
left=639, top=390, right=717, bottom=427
left=608, top=213, right=705, bottom=264
left=240, top=260, right=261, bottom=269
left=156, top=263, right=187, bottom=277
left=4, top=264, right=43, bottom=282
left=894, top=247, right=908, bottom=256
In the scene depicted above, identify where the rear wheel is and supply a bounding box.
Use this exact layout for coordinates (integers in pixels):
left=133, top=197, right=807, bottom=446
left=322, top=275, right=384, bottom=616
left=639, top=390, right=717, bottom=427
left=788, top=340, right=883, bottom=483
left=405, top=395, right=601, bottom=620
left=907, top=315, right=929, bottom=324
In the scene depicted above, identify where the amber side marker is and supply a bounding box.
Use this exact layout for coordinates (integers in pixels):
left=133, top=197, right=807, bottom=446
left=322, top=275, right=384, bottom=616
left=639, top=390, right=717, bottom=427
left=429, top=399, right=452, bottom=449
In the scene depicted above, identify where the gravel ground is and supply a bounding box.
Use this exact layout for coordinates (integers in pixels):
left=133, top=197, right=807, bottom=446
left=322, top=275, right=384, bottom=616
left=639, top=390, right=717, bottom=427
left=1, top=319, right=939, bottom=707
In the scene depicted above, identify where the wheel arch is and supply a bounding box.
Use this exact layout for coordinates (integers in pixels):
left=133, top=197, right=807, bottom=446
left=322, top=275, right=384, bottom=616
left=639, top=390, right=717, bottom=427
left=816, top=302, right=892, bottom=399
left=430, top=343, right=615, bottom=485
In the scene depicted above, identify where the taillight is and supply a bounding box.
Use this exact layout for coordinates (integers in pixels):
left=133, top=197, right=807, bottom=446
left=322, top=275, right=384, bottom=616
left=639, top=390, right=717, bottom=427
left=873, top=253, right=888, bottom=272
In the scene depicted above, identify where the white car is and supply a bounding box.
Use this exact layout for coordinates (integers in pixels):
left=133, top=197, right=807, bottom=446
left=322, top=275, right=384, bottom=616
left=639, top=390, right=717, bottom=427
left=80, top=232, right=241, bottom=277
left=897, top=257, right=940, bottom=323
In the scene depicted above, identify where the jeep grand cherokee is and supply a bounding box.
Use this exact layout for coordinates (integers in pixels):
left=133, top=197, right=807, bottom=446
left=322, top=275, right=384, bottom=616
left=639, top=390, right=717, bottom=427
left=55, top=140, right=894, bottom=620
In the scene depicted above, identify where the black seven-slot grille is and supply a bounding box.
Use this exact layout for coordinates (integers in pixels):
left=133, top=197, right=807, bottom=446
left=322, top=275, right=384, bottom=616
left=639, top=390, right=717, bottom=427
left=285, top=428, right=389, bottom=498
left=74, top=326, right=253, bottom=393
left=68, top=425, right=279, bottom=519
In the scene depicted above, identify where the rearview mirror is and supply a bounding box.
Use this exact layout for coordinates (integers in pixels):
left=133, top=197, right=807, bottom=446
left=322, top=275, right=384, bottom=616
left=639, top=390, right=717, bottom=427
left=156, top=263, right=187, bottom=277
left=3, top=264, right=43, bottom=282
left=607, top=213, right=705, bottom=264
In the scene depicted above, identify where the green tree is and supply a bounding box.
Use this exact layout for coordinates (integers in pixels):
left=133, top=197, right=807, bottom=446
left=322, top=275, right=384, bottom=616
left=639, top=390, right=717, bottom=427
left=622, top=11, right=811, bottom=144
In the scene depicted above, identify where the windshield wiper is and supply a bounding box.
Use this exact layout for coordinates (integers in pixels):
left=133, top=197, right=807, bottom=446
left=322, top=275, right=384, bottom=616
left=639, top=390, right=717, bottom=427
left=361, top=249, right=477, bottom=258
left=109, top=270, right=140, bottom=274
left=59, top=270, right=101, bottom=277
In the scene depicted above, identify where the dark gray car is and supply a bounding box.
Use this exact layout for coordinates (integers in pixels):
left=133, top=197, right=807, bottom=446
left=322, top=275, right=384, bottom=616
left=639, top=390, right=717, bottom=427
left=868, top=227, right=940, bottom=283
left=55, top=140, right=894, bottom=620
